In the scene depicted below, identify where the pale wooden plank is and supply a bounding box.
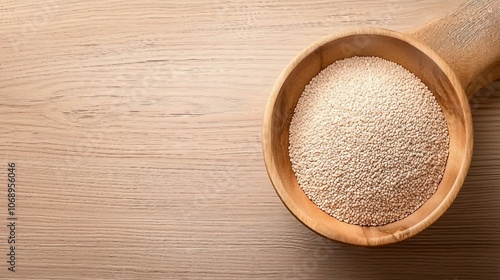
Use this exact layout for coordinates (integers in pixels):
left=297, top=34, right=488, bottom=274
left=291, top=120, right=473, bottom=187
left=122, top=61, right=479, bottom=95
left=2, top=0, right=499, bottom=279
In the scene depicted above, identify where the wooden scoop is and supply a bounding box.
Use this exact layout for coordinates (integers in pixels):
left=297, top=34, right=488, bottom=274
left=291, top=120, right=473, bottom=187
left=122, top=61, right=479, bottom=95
left=262, top=0, right=500, bottom=246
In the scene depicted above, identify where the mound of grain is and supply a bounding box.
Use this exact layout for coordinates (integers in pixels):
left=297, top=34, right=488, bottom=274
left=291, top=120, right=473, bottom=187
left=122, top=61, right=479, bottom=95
left=288, top=56, right=449, bottom=226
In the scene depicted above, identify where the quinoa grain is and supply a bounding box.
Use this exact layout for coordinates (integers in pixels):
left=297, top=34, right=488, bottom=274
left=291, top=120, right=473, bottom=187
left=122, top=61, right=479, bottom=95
left=288, top=56, right=449, bottom=226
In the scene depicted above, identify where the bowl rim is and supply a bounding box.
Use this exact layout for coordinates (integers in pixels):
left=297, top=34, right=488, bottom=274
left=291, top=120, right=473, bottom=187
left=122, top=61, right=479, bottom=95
left=262, top=27, right=473, bottom=246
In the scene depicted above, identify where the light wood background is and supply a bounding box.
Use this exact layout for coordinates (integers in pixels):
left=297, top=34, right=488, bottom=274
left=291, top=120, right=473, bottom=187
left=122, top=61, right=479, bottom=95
left=0, top=0, right=499, bottom=279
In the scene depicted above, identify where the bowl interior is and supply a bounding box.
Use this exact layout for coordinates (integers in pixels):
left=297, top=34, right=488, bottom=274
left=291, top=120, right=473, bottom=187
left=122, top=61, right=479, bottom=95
left=264, top=29, right=472, bottom=246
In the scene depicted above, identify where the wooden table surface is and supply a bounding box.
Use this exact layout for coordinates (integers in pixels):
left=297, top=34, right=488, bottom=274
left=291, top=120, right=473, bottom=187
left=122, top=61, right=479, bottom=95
left=1, top=0, right=499, bottom=279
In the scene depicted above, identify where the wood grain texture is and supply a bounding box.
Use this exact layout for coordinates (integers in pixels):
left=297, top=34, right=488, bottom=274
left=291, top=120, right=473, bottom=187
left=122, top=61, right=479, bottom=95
left=1, top=0, right=499, bottom=279
left=410, top=0, right=500, bottom=94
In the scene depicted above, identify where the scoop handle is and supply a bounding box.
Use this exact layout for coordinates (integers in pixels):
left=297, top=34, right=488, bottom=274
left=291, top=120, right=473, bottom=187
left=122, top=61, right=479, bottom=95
left=409, top=0, right=500, bottom=97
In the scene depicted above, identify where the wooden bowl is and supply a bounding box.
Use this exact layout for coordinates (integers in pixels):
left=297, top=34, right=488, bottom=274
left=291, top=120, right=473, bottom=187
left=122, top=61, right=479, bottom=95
left=262, top=28, right=473, bottom=246
left=263, top=0, right=499, bottom=246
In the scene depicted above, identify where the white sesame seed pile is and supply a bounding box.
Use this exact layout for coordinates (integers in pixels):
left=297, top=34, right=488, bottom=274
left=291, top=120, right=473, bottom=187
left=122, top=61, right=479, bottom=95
left=288, top=56, right=449, bottom=226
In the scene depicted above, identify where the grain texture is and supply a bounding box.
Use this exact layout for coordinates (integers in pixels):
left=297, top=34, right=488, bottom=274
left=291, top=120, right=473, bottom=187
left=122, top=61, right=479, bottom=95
left=1, top=0, right=499, bottom=279
left=289, top=56, right=449, bottom=226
